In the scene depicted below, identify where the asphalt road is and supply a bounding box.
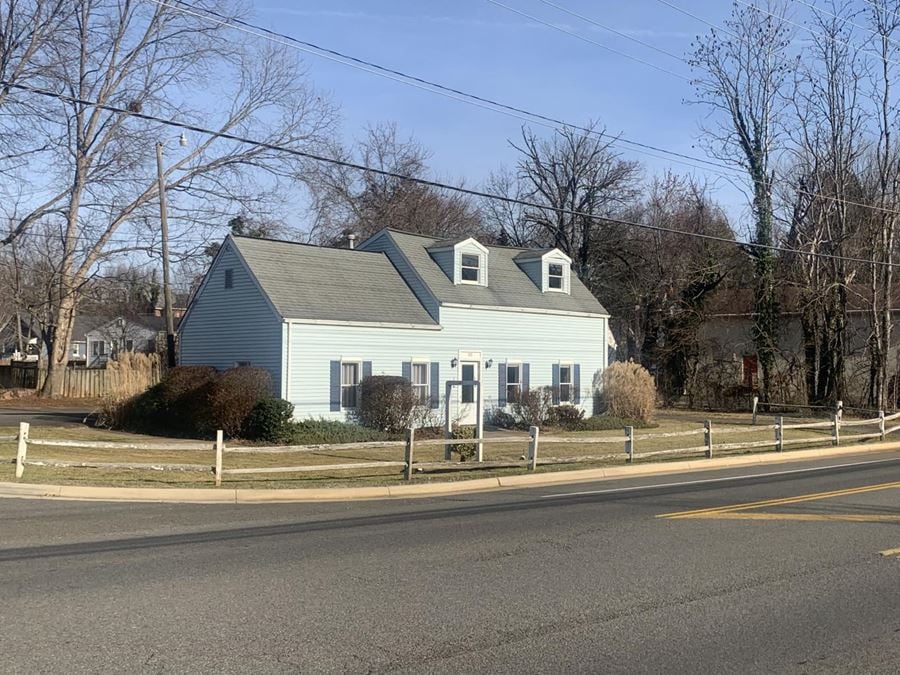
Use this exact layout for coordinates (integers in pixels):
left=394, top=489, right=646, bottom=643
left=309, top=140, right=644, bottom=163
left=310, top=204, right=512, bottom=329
left=0, top=405, right=92, bottom=426
left=2, top=452, right=900, bottom=673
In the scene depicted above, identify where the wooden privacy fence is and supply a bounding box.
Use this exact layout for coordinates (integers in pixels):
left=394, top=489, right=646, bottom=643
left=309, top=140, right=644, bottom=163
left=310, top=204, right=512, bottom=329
left=8, top=410, right=900, bottom=485
left=0, top=362, right=161, bottom=398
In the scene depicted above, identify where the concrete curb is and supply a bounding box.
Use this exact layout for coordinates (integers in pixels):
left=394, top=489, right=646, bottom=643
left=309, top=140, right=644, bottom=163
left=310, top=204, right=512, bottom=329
left=2, top=440, right=899, bottom=504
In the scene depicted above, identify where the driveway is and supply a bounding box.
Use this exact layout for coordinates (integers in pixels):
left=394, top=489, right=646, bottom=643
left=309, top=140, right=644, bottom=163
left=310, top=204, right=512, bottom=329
left=0, top=405, right=94, bottom=427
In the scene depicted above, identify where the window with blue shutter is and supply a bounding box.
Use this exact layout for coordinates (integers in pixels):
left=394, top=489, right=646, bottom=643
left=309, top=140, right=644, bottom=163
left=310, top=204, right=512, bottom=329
left=430, top=362, right=440, bottom=408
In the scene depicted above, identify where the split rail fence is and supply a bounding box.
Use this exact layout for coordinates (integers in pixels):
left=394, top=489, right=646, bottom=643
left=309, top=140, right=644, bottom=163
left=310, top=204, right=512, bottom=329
left=6, top=409, right=900, bottom=485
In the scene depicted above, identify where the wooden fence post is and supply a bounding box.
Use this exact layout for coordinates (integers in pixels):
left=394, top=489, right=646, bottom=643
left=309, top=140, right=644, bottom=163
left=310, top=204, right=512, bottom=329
left=752, top=395, right=759, bottom=425
left=527, top=425, right=540, bottom=471
left=832, top=413, right=840, bottom=446
left=625, top=426, right=634, bottom=463
left=15, top=421, right=29, bottom=479
left=775, top=416, right=784, bottom=452
left=404, top=426, right=415, bottom=481
left=704, top=420, right=713, bottom=459
left=879, top=410, right=886, bottom=441
left=214, top=430, right=224, bottom=487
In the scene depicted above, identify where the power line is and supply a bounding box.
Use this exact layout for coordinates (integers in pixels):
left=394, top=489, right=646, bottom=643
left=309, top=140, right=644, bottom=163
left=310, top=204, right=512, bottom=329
left=154, top=0, right=900, bottom=221
left=4, top=78, right=900, bottom=270
left=144, top=0, right=731, bottom=176
left=484, top=0, right=692, bottom=80
left=792, top=0, right=900, bottom=48
left=535, top=0, right=687, bottom=63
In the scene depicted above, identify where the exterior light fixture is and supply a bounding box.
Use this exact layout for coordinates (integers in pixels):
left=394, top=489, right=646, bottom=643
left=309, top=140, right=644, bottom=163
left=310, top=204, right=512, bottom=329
left=450, top=357, right=458, bottom=368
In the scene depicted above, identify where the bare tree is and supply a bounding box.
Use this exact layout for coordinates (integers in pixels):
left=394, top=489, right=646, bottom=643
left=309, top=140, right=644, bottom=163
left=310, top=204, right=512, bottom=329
left=4, top=0, right=335, bottom=395
left=689, top=1, right=793, bottom=403
left=481, top=167, right=537, bottom=247
left=861, top=0, right=900, bottom=409
left=511, top=122, right=641, bottom=283
left=307, top=122, right=483, bottom=244
left=785, top=1, right=868, bottom=406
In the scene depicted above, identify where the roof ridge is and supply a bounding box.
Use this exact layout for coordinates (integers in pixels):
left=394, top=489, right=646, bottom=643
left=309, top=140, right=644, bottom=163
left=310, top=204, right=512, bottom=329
left=231, top=234, right=384, bottom=254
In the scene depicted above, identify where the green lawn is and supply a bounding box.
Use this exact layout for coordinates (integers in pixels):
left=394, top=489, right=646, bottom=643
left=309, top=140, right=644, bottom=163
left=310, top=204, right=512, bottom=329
left=0, top=409, right=883, bottom=489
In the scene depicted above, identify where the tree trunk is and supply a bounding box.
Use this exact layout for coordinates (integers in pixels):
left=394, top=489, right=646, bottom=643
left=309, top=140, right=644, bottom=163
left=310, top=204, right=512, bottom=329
left=752, top=180, right=778, bottom=403
left=39, top=289, right=76, bottom=398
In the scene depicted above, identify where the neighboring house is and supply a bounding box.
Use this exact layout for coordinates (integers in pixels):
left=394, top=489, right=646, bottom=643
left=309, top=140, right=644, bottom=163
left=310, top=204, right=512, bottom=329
left=84, top=315, right=165, bottom=368
left=692, top=287, right=900, bottom=407
left=179, top=230, right=610, bottom=423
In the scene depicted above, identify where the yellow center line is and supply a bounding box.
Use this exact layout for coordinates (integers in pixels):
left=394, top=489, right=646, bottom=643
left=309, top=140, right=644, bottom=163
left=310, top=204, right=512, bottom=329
left=683, top=512, right=900, bottom=523
left=658, top=480, right=900, bottom=519
left=880, top=546, right=900, bottom=557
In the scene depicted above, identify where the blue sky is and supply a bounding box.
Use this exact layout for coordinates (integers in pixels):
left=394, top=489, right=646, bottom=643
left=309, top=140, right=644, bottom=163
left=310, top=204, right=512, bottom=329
left=252, top=1, right=749, bottom=230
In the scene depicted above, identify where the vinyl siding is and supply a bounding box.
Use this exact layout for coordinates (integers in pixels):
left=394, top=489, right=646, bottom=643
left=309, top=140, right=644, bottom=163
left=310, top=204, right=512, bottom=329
left=360, top=234, right=440, bottom=319
left=287, top=306, right=606, bottom=421
left=518, top=259, right=542, bottom=290
left=179, top=242, right=282, bottom=391
left=428, top=249, right=455, bottom=283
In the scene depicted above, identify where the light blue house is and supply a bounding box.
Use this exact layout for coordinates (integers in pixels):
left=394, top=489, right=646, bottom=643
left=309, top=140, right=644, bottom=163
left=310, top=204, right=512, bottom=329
left=179, top=229, right=610, bottom=423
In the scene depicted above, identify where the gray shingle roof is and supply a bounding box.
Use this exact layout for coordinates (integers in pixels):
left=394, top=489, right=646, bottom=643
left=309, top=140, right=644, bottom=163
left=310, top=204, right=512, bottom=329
left=383, top=230, right=608, bottom=315
left=231, top=236, right=437, bottom=325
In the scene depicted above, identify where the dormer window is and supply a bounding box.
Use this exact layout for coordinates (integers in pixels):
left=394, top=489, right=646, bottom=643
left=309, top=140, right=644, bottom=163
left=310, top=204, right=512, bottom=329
left=513, top=247, right=572, bottom=294
left=548, top=263, right=564, bottom=290
left=426, top=236, right=489, bottom=287
left=461, top=254, right=481, bottom=283
left=545, top=259, right=570, bottom=293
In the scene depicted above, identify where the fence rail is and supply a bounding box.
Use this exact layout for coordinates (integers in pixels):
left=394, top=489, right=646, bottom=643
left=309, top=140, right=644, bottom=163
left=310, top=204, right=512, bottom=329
left=5, top=406, right=900, bottom=486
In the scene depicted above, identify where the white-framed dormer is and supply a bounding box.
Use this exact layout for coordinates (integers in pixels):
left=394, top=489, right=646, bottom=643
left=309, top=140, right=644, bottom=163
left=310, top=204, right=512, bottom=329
left=427, top=237, right=490, bottom=287
left=514, top=248, right=572, bottom=295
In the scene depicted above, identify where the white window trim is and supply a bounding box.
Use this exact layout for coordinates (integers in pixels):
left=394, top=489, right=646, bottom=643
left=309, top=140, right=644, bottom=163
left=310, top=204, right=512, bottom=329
left=458, top=251, right=485, bottom=286
left=410, top=360, right=430, bottom=407
left=340, top=359, right=363, bottom=410
left=558, top=361, right=574, bottom=403
left=505, top=360, right=522, bottom=405
left=544, top=259, right=570, bottom=294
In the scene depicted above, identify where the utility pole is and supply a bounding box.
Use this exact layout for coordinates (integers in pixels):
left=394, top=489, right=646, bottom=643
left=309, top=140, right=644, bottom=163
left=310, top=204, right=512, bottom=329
left=156, top=140, right=177, bottom=369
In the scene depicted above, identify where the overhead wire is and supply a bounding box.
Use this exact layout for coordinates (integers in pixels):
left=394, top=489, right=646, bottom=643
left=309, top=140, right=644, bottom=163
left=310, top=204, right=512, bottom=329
left=3, top=79, right=900, bottom=269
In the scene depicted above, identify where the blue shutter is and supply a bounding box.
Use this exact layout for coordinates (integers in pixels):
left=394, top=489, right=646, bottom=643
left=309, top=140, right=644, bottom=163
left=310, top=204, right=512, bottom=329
left=522, top=363, right=530, bottom=393
left=574, top=364, right=581, bottom=404
left=329, top=361, right=341, bottom=411
left=430, top=362, right=440, bottom=409
left=363, top=361, right=372, bottom=380
left=552, top=364, right=560, bottom=405
left=402, top=361, right=411, bottom=381
left=498, top=362, right=507, bottom=407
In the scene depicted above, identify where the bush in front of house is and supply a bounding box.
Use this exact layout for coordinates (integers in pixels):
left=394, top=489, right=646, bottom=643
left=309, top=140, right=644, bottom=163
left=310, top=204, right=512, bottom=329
left=104, top=365, right=286, bottom=440
left=491, top=408, right=519, bottom=430
left=511, top=386, right=554, bottom=427
left=205, top=366, right=273, bottom=437
left=546, top=404, right=585, bottom=430
left=243, top=397, right=295, bottom=444
left=356, top=375, right=419, bottom=434
left=451, top=424, right=478, bottom=461
left=600, top=361, right=656, bottom=423
left=291, top=418, right=399, bottom=444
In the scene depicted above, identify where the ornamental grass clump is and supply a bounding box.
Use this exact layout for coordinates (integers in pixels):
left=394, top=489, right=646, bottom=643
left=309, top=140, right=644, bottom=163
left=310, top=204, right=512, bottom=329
left=600, top=361, right=656, bottom=423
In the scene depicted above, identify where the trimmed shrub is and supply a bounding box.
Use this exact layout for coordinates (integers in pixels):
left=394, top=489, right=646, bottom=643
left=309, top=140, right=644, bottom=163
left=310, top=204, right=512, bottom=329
left=292, top=418, right=399, bottom=444
left=451, top=424, right=478, bottom=461
left=356, top=375, right=418, bottom=433
left=547, top=404, right=585, bottom=430
left=599, top=361, right=656, bottom=422
left=511, top=387, right=554, bottom=427
left=205, top=367, right=273, bottom=437
left=160, top=365, right=218, bottom=435
left=244, top=398, right=295, bottom=443
left=491, top=409, right=519, bottom=430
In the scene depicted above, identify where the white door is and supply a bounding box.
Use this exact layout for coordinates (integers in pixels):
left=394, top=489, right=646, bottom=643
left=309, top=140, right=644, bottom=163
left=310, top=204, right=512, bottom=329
left=458, top=359, right=481, bottom=426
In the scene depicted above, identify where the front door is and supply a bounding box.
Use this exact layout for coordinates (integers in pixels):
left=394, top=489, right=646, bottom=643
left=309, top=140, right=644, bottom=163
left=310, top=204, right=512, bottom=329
left=458, top=359, right=481, bottom=426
